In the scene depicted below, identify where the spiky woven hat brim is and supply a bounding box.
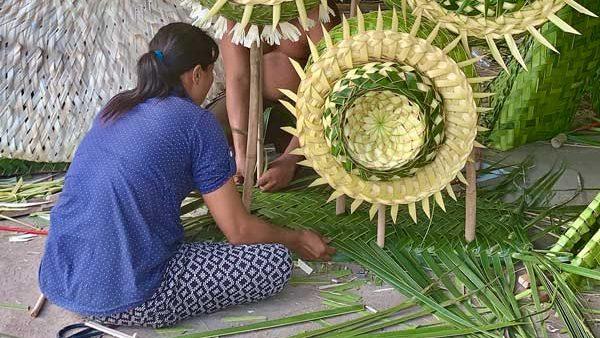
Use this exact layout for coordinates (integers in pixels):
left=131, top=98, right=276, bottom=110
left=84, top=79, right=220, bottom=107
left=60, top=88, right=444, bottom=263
left=280, top=9, right=490, bottom=223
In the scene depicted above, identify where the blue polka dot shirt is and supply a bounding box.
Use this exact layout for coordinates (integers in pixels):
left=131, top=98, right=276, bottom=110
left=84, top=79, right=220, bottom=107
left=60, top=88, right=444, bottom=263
left=39, top=95, right=236, bottom=316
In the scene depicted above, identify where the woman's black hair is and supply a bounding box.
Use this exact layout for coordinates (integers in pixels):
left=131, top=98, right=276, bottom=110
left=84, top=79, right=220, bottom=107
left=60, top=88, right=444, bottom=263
left=101, top=22, right=219, bottom=121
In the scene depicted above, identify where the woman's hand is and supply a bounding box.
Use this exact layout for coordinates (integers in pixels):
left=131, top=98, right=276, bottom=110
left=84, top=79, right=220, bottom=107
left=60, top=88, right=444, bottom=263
left=258, top=154, right=299, bottom=192
left=291, top=230, right=336, bottom=261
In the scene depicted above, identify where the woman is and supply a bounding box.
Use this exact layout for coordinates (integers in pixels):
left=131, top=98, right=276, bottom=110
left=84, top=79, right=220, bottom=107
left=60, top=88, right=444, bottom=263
left=218, top=1, right=341, bottom=191
left=39, top=23, right=334, bottom=328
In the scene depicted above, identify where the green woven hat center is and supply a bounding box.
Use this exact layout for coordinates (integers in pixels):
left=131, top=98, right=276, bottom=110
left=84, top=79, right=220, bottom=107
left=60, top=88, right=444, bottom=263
left=343, top=91, right=426, bottom=171
left=436, top=0, right=530, bottom=16
left=322, top=61, right=446, bottom=181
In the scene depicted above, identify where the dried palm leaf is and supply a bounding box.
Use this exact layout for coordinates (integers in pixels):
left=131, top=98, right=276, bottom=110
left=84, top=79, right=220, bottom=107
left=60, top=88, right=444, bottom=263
left=0, top=0, right=225, bottom=163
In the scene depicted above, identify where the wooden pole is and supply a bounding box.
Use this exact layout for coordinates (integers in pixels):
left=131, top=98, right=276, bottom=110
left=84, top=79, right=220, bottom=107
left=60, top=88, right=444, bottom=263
left=335, top=195, right=346, bottom=215
left=242, top=42, right=263, bottom=210
left=256, top=51, right=265, bottom=182
left=377, top=204, right=386, bottom=247
left=350, top=0, right=360, bottom=17
left=465, top=148, right=479, bottom=242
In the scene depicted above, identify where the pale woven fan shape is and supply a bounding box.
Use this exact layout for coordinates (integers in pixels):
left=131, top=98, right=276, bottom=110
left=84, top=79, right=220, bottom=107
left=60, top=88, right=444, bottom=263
left=410, top=0, right=566, bottom=38
left=0, top=0, right=225, bottom=162
left=295, top=30, right=478, bottom=205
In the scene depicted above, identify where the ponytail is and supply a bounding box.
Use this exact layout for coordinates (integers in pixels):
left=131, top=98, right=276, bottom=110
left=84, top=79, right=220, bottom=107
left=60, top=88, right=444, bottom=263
left=101, top=23, right=219, bottom=121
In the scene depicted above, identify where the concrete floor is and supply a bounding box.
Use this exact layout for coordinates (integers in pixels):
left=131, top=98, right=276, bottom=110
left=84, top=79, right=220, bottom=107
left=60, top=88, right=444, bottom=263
left=1, top=141, right=599, bottom=338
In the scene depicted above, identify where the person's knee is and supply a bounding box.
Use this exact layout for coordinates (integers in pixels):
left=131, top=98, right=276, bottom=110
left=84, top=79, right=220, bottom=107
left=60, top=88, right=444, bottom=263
left=274, top=244, right=293, bottom=284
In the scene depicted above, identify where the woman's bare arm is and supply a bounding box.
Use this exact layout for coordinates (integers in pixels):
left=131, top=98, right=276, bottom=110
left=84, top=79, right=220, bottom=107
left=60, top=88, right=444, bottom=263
left=220, top=21, right=250, bottom=180
left=202, top=179, right=335, bottom=260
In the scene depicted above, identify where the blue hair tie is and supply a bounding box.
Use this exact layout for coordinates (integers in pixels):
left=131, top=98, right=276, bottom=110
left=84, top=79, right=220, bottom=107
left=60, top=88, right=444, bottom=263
left=153, top=50, right=164, bottom=62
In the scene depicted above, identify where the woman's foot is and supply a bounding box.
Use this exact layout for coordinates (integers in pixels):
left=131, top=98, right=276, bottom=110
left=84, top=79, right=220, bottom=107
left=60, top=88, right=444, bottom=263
left=257, top=154, right=299, bottom=192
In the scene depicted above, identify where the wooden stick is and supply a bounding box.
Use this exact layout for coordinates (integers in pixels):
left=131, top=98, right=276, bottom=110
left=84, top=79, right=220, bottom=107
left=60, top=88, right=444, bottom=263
left=350, top=0, right=360, bottom=17
left=242, top=42, right=263, bottom=210
left=465, top=149, right=479, bottom=242
left=30, top=294, right=46, bottom=318
left=256, top=52, right=265, bottom=182
left=377, top=204, right=386, bottom=248
left=335, top=195, right=346, bottom=215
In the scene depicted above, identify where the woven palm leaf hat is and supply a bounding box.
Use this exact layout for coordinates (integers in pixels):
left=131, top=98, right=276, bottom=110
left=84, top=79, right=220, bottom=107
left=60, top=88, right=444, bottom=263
left=280, top=8, right=490, bottom=223
left=386, top=0, right=598, bottom=70
left=0, top=0, right=224, bottom=163
left=184, top=0, right=335, bottom=46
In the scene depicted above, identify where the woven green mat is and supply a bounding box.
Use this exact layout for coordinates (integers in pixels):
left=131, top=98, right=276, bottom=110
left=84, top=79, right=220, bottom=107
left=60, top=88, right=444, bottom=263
left=485, top=0, right=600, bottom=150
left=0, top=158, right=69, bottom=177
left=184, top=186, right=528, bottom=251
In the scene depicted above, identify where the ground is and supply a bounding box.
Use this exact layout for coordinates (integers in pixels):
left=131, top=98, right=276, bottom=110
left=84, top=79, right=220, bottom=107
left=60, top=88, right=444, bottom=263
left=1, top=141, right=599, bottom=338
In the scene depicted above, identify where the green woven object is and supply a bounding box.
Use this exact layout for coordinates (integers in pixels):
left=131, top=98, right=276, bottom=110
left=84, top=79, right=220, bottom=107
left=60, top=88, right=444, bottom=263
left=550, top=193, right=600, bottom=254
left=197, top=0, right=320, bottom=26
left=436, top=0, right=531, bottom=16
left=0, top=158, right=69, bottom=177
left=185, top=186, right=527, bottom=250
left=486, top=0, right=600, bottom=150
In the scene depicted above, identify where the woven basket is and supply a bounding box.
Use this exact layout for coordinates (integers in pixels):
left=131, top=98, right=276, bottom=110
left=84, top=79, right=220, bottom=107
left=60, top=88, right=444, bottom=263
left=0, top=0, right=225, bottom=163
left=486, top=0, right=600, bottom=150
left=281, top=9, right=486, bottom=222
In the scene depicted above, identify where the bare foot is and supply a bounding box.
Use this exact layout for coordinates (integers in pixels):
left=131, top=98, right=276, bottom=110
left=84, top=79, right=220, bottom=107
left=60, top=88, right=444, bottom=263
left=257, top=154, right=299, bottom=192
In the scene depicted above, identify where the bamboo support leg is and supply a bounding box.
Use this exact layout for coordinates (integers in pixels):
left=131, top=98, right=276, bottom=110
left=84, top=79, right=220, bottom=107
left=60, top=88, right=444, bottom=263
left=335, top=195, right=346, bottom=215
left=377, top=204, right=386, bottom=248
left=242, top=42, right=263, bottom=210
left=465, top=149, right=479, bottom=242
left=350, top=0, right=360, bottom=17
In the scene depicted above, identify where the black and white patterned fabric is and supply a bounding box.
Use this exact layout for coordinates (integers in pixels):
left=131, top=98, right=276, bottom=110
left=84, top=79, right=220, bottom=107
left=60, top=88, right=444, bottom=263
left=89, top=242, right=293, bottom=328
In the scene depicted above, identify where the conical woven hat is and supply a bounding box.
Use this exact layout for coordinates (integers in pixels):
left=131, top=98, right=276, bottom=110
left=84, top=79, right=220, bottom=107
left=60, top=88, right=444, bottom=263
left=385, top=0, right=597, bottom=71
left=185, top=0, right=334, bottom=46
left=0, top=0, right=224, bottom=163
left=281, top=9, right=489, bottom=223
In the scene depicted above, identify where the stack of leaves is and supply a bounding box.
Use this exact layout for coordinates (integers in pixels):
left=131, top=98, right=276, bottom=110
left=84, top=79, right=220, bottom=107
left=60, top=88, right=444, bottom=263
left=185, top=0, right=332, bottom=46
left=484, top=0, right=600, bottom=149
left=280, top=9, right=488, bottom=223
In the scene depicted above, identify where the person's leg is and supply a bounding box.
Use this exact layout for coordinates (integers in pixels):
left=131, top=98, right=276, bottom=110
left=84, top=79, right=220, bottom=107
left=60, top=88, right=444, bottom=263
left=90, top=242, right=293, bottom=328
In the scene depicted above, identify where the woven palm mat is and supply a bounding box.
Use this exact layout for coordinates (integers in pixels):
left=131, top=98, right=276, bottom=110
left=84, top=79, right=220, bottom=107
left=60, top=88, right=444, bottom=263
left=0, top=158, right=69, bottom=177
left=0, top=0, right=224, bottom=163
left=484, top=0, right=600, bottom=150
left=184, top=187, right=529, bottom=251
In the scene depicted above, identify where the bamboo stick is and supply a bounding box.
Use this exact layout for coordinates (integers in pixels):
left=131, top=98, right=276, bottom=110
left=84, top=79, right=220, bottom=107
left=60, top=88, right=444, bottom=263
left=377, top=204, right=386, bottom=248
left=350, top=0, right=360, bottom=17
left=30, top=294, right=46, bottom=318
left=465, top=149, right=478, bottom=242
left=243, top=42, right=263, bottom=210
left=256, top=52, right=265, bottom=181
left=335, top=195, right=346, bottom=215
